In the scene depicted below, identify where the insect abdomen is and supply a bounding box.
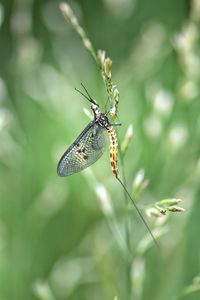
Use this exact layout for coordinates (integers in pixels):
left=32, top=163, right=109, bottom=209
left=107, top=127, right=120, bottom=179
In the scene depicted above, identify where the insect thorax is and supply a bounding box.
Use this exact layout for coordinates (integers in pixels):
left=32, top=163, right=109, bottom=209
left=91, top=102, right=110, bottom=129
left=95, top=113, right=110, bottom=129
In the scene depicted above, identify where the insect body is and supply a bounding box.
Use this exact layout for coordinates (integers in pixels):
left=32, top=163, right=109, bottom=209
left=57, top=86, right=120, bottom=178
left=57, top=85, right=159, bottom=249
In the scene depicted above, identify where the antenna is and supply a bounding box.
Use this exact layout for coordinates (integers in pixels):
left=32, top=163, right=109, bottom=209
left=81, top=83, right=93, bottom=101
left=75, top=83, right=98, bottom=106
left=75, top=88, right=90, bottom=102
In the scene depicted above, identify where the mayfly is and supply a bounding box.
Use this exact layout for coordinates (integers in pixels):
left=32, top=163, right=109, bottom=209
left=57, top=84, right=159, bottom=248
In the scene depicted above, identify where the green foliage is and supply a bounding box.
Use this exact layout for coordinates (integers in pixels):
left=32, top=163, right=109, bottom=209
left=0, top=0, right=200, bottom=300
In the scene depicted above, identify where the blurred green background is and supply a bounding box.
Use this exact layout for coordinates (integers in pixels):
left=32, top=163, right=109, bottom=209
left=0, top=0, right=200, bottom=299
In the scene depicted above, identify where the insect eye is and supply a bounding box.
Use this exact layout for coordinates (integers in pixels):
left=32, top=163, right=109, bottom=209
left=91, top=102, right=99, bottom=109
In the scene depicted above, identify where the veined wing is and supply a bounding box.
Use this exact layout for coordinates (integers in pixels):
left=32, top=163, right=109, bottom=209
left=57, top=120, right=106, bottom=176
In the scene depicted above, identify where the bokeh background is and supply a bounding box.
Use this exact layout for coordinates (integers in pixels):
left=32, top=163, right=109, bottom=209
left=0, top=0, right=200, bottom=299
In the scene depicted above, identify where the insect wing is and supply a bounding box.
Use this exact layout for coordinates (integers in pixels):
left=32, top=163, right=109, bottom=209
left=57, top=121, right=106, bottom=176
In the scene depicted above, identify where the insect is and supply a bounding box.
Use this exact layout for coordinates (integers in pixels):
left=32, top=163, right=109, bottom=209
left=57, top=84, right=120, bottom=179
left=57, top=84, right=159, bottom=249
